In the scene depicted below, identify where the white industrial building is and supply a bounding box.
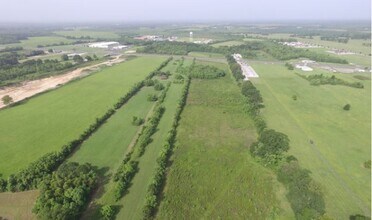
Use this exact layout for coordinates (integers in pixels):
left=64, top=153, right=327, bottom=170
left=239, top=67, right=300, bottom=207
left=88, top=41, right=126, bottom=49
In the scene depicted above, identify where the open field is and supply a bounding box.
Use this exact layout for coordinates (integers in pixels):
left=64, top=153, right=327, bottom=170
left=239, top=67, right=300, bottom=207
left=250, top=62, right=371, bottom=218
left=0, top=56, right=165, bottom=177
left=211, top=40, right=245, bottom=47
left=0, top=190, right=39, bottom=219
left=0, top=36, right=75, bottom=49
left=157, top=61, right=293, bottom=219
left=116, top=82, right=184, bottom=220
left=55, top=30, right=120, bottom=39
left=188, top=51, right=224, bottom=59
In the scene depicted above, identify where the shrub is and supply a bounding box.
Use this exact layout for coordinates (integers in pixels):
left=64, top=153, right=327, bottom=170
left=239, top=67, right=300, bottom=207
left=364, top=160, right=371, bottom=169
left=147, top=94, right=158, bottom=102
left=101, top=205, right=114, bottom=220
left=154, top=82, right=165, bottom=91
left=343, top=104, right=351, bottom=111
left=292, top=95, right=297, bottom=100
left=144, top=79, right=155, bottom=86
left=132, top=116, right=144, bottom=126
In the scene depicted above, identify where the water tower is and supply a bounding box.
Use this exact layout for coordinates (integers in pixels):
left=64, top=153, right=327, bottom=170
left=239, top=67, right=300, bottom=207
left=189, top=31, right=193, bottom=42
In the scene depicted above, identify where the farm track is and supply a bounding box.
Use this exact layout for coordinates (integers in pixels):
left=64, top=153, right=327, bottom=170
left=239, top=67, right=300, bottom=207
left=258, top=75, right=369, bottom=214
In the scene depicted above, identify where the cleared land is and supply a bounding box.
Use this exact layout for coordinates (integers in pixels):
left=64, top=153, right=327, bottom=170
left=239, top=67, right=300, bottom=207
left=0, top=55, right=124, bottom=109
left=0, top=190, right=38, bottom=219
left=250, top=62, right=371, bottom=219
left=0, top=56, right=165, bottom=177
left=157, top=61, right=293, bottom=219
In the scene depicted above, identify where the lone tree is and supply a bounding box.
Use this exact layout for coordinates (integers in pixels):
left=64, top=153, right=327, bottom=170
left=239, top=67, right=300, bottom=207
left=343, top=104, right=351, bottom=111
left=100, top=205, right=114, bottom=220
left=2, top=95, right=13, bottom=105
left=61, top=54, right=69, bottom=61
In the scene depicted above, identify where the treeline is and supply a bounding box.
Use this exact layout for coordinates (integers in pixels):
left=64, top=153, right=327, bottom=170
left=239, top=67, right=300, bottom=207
left=296, top=73, right=364, bottom=89
left=33, top=162, right=97, bottom=219
left=0, top=57, right=173, bottom=193
left=226, top=55, right=244, bottom=80
left=177, top=59, right=225, bottom=79
left=138, top=40, right=348, bottom=64
left=0, top=46, right=23, bottom=53
left=320, top=36, right=349, bottom=43
left=227, top=57, right=326, bottom=219
left=261, top=41, right=348, bottom=64
left=142, top=76, right=191, bottom=219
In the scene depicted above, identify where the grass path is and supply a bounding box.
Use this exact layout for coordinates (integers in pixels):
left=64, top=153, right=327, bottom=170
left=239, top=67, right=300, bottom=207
left=115, top=83, right=184, bottom=220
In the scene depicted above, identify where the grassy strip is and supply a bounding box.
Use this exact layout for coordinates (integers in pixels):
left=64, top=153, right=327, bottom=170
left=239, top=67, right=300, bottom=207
left=111, top=82, right=171, bottom=202
left=142, top=77, right=190, bottom=219
left=1, top=58, right=173, bottom=192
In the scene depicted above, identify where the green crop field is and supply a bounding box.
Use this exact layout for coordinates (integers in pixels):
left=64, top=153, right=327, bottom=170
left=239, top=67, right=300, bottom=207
left=55, top=30, right=120, bottom=39
left=0, top=56, right=165, bottom=177
left=0, top=190, right=39, bottom=219
left=156, top=61, right=293, bottom=219
left=250, top=62, right=371, bottom=219
left=116, top=82, right=184, bottom=220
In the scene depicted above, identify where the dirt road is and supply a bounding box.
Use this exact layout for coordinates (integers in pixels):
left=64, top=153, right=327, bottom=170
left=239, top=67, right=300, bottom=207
left=0, top=55, right=124, bottom=109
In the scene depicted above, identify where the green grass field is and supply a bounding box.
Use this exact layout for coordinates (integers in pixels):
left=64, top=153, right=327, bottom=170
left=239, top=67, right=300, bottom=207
left=156, top=61, right=293, bottom=219
left=55, top=30, right=120, bottom=39
left=250, top=62, right=371, bottom=219
left=0, top=190, right=38, bottom=219
left=68, top=86, right=159, bottom=219
left=0, top=56, right=165, bottom=177
left=188, top=51, right=224, bottom=59
left=115, top=82, right=184, bottom=220
left=1, top=36, right=75, bottom=49
left=211, top=40, right=245, bottom=47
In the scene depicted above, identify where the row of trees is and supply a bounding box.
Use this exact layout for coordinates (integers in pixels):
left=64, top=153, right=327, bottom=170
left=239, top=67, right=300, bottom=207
left=32, top=162, right=97, bottom=219
left=296, top=73, right=364, bottom=88
left=138, top=41, right=348, bottom=64
left=226, top=57, right=326, bottom=219
left=142, top=76, right=191, bottom=219
left=0, top=59, right=174, bottom=192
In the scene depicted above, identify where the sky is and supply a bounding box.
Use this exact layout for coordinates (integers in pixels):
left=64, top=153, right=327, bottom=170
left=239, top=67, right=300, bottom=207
left=0, top=0, right=370, bottom=23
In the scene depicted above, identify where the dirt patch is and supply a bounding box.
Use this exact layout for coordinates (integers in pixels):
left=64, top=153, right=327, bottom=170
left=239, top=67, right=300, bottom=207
left=0, top=55, right=125, bottom=109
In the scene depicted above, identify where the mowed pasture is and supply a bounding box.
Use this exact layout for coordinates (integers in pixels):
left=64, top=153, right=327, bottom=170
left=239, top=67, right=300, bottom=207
left=157, top=61, right=292, bottom=219
left=250, top=63, right=371, bottom=219
left=0, top=56, right=166, bottom=177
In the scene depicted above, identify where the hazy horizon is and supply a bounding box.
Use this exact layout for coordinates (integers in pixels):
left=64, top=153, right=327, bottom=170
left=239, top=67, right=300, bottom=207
left=1, top=0, right=370, bottom=23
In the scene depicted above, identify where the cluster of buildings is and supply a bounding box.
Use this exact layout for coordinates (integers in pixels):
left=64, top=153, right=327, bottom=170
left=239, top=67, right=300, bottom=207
left=134, top=35, right=178, bottom=42
left=295, top=60, right=315, bottom=72
left=281, top=41, right=320, bottom=48
left=326, top=49, right=355, bottom=55
left=87, top=42, right=128, bottom=50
